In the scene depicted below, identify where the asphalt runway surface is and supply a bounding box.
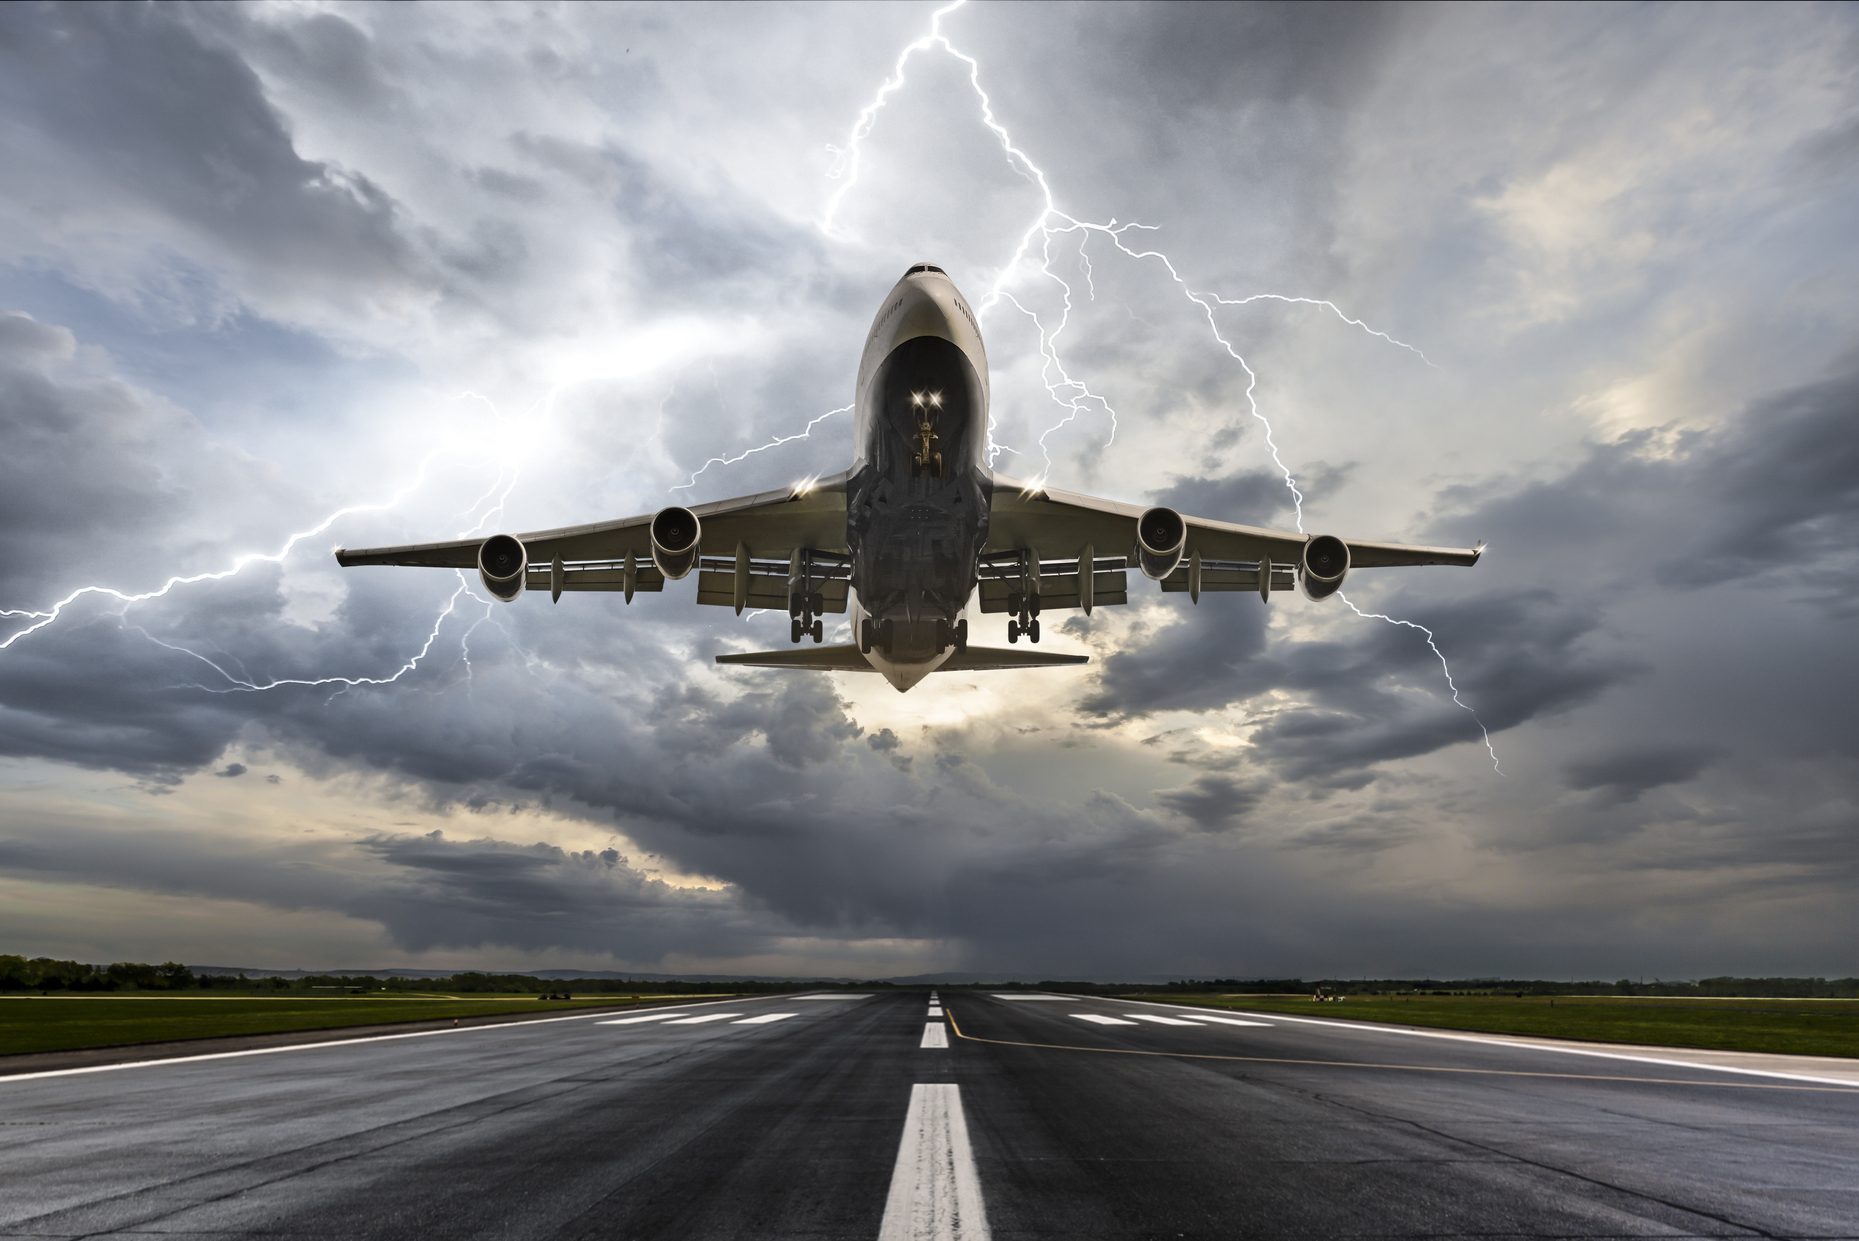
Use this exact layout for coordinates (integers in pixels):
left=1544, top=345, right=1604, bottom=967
left=3, top=990, right=1855, bottom=1239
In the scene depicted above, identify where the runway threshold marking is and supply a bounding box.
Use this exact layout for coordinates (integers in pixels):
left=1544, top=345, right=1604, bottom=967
left=1110, top=996, right=1859, bottom=1090
left=1125, top=1014, right=1202, bottom=1026
left=0, top=995, right=774, bottom=1084
left=1071, top=1014, right=1137, bottom=1026
left=597, top=1011, right=698, bottom=1025
left=939, top=1007, right=1859, bottom=1095
left=663, top=1013, right=744, bottom=1025
left=878, top=1083, right=991, bottom=1240
left=733, top=1013, right=799, bottom=1025
left=921, top=1023, right=950, bottom=1049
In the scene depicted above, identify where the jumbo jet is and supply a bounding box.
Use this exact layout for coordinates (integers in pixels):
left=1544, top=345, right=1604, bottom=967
left=337, top=264, right=1482, bottom=692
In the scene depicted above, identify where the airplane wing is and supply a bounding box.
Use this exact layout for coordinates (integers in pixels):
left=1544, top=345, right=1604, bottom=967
left=982, top=476, right=1481, bottom=613
left=335, top=471, right=854, bottom=611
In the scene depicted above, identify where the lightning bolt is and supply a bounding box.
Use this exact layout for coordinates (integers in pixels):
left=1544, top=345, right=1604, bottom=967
left=2, top=386, right=535, bottom=697
left=828, top=0, right=1501, bottom=772
left=0, top=450, right=456, bottom=652
left=1336, top=594, right=1504, bottom=775
left=673, top=403, right=851, bottom=492
left=130, top=583, right=469, bottom=695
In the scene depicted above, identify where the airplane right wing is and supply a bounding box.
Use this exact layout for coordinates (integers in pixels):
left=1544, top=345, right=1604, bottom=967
left=336, top=472, right=854, bottom=611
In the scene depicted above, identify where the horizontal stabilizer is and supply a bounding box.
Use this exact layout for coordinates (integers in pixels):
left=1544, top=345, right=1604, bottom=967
left=939, top=646, right=1088, bottom=671
left=716, top=644, right=876, bottom=672
left=713, top=644, right=1089, bottom=673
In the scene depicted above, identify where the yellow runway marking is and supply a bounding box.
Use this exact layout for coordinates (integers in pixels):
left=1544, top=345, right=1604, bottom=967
left=941, top=1007, right=1859, bottom=1095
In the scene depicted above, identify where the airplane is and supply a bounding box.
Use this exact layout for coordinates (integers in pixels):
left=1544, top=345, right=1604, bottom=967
left=336, top=263, right=1483, bottom=692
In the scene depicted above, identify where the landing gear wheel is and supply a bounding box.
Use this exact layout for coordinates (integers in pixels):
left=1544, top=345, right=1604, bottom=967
left=811, top=618, right=824, bottom=643
left=810, top=592, right=825, bottom=614
left=931, top=452, right=943, bottom=478
left=880, top=619, right=896, bottom=652
left=1028, top=618, right=1041, bottom=643
left=859, top=619, right=874, bottom=655
left=1007, top=620, right=1020, bottom=644
left=790, top=618, right=803, bottom=644
left=955, top=618, right=969, bottom=652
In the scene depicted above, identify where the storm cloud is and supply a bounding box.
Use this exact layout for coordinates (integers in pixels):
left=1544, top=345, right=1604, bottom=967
left=2, top=2, right=1856, bottom=979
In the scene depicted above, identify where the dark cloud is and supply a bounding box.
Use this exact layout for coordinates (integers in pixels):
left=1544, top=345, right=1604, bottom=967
left=1564, top=744, right=1720, bottom=805
left=1444, top=362, right=1859, bottom=604
left=1155, top=773, right=1267, bottom=830
left=0, top=2, right=433, bottom=323
left=214, top=762, right=248, bottom=779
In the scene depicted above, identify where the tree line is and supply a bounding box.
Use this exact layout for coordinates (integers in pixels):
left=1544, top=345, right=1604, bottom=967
left=5, top=956, right=1855, bottom=998
left=0, top=955, right=863, bottom=994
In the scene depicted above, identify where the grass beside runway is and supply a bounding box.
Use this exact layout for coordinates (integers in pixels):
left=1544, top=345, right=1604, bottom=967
left=0, top=993, right=720, bottom=1057
left=1121, top=993, right=1859, bottom=1059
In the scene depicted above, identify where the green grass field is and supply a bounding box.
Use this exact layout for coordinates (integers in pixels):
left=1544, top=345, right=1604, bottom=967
left=0, top=993, right=716, bottom=1057
left=1122, top=993, right=1859, bottom=1059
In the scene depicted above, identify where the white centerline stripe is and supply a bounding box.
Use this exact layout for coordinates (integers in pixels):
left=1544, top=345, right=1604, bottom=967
left=1126, top=1014, right=1203, bottom=1026
left=597, top=1011, right=695, bottom=1025
left=927, top=1007, right=943, bottom=1018
left=878, top=1083, right=991, bottom=1240
left=921, top=1023, right=950, bottom=1049
left=1192, top=1015, right=1273, bottom=1028
left=1071, top=1014, right=1138, bottom=1026
left=732, top=1013, right=799, bottom=1025
left=664, top=1013, right=744, bottom=1025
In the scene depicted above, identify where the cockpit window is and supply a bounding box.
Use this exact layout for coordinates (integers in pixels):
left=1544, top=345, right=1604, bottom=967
left=907, top=263, right=946, bottom=275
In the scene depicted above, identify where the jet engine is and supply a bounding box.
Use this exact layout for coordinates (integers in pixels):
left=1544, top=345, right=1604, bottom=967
left=1299, top=534, right=1350, bottom=600
left=650, top=506, right=702, bottom=580
left=1135, top=506, right=1187, bottom=580
left=477, top=534, right=527, bottom=602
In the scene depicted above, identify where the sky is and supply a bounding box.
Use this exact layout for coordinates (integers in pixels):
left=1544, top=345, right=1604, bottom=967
left=1, top=1, right=1855, bottom=980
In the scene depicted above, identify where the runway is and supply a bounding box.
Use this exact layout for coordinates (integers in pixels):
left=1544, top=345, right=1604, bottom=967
left=2, top=990, right=1855, bottom=1238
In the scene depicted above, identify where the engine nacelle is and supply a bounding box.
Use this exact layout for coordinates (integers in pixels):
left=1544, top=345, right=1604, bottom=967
left=477, top=534, right=527, bottom=602
left=650, top=506, right=702, bottom=580
left=1299, top=534, right=1350, bottom=600
left=1135, top=506, right=1187, bottom=581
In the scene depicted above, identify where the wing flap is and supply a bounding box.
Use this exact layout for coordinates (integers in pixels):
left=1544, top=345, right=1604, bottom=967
left=978, top=571, right=1127, bottom=614
left=696, top=573, right=849, bottom=613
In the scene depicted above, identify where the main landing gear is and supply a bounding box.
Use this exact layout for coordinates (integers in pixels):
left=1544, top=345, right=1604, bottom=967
left=1005, top=591, right=1041, bottom=644
left=788, top=552, right=826, bottom=644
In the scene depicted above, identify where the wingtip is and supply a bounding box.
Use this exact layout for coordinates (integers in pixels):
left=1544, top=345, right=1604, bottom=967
left=1471, top=540, right=1487, bottom=565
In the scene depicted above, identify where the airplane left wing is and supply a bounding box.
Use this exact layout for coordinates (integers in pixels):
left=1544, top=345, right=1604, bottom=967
left=336, top=471, right=853, bottom=611
left=982, top=476, right=1480, bottom=613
